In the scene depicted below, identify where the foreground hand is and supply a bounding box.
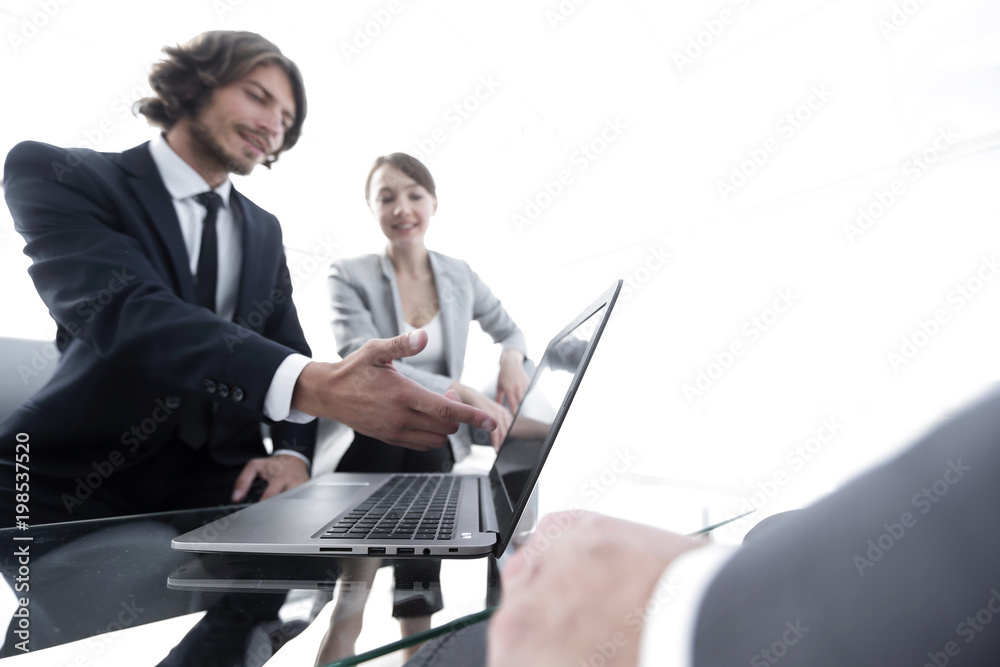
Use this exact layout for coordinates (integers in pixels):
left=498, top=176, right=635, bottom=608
left=488, top=511, right=706, bottom=667
left=496, top=350, right=530, bottom=415
left=291, top=330, right=497, bottom=451
left=231, top=454, right=309, bottom=503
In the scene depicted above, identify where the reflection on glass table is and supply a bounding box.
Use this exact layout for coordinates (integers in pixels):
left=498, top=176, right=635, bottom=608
left=320, top=606, right=497, bottom=667
left=0, top=508, right=500, bottom=666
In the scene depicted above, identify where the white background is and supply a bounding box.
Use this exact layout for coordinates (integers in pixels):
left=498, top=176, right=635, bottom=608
left=1, top=0, right=999, bottom=662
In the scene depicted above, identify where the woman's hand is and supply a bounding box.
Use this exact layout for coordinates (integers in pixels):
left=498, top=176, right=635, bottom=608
left=451, top=382, right=513, bottom=450
left=497, top=349, right=530, bottom=415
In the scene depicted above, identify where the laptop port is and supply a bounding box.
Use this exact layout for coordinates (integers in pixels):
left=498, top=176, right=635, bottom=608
left=368, top=547, right=386, bottom=555
left=397, top=548, right=415, bottom=555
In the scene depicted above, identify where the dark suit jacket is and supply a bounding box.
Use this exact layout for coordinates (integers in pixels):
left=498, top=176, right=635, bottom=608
left=693, top=386, right=1000, bottom=666
left=0, top=141, right=316, bottom=479
left=397, top=386, right=1000, bottom=667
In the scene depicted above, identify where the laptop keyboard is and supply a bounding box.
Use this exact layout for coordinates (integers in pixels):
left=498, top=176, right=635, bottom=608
left=319, top=475, right=460, bottom=541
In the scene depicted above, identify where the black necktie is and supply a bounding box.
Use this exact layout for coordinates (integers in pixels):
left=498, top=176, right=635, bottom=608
left=195, top=191, right=223, bottom=312
left=178, top=191, right=223, bottom=450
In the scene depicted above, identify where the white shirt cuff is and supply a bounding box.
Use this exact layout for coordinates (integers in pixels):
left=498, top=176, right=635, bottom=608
left=639, top=543, right=739, bottom=667
left=272, top=449, right=311, bottom=469
left=263, top=353, right=315, bottom=423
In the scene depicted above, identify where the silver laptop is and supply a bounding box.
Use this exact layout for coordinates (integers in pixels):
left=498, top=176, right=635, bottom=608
left=172, top=280, right=622, bottom=559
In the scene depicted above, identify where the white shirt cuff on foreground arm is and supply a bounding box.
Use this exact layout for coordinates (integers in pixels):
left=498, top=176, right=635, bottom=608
left=263, top=353, right=315, bottom=423
left=639, top=544, right=739, bottom=667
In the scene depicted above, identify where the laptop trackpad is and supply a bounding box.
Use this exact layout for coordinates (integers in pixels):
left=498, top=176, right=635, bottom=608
left=289, top=483, right=367, bottom=501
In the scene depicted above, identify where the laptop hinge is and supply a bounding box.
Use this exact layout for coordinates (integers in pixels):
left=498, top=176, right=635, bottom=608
left=479, top=476, right=500, bottom=536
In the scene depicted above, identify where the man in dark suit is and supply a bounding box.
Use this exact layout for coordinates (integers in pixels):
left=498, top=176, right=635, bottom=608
left=403, top=385, right=1000, bottom=666
left=0, top=30, right=495, bottom=526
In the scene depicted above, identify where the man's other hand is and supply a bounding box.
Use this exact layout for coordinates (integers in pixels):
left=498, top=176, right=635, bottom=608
left=231, top=453, right=309, bottom=503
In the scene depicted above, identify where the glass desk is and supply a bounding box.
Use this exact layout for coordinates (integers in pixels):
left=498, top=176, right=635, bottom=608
left=0, top=507, right=500, bottom=666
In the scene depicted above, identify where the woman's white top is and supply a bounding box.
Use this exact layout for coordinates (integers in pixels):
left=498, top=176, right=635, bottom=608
left=404, top=312, right=449, bottom=376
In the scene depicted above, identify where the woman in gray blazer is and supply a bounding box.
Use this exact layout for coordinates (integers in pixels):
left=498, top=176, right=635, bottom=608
left=317, top=153, right=530, bottom=663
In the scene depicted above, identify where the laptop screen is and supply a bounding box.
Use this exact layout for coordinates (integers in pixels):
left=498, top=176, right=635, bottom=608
left=488, top=281, right=620, bottom=554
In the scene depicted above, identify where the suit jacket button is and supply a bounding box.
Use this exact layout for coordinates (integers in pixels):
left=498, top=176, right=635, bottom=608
left=217, top=383, right=230, bottom=398
left=232, top=387, right=244, bottom=402
left=165, top=396, right=182, bottom=409
left=203, top=379, right=217, bottom=394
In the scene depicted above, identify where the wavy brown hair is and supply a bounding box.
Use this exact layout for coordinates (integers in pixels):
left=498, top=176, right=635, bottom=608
left=135, top=31, right=306, bottom=168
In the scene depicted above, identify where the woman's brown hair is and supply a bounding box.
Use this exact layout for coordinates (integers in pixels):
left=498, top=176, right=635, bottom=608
left=364, top=153, right=437, bottom=205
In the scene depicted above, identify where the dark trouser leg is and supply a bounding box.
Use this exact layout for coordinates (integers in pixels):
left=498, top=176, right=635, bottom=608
left=403, top=618, right=489, bottom=667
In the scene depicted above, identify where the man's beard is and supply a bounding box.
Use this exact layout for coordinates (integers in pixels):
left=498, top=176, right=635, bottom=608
left=188, top=119, right=256, bottom=176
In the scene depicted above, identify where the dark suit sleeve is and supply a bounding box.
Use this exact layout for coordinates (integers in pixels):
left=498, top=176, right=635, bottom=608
left=3, top=141, right=304, bottom=423
left=693, top=386, right=1000, bottom=666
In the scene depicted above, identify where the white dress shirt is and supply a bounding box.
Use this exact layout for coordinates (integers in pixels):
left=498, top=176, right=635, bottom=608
left=640, top=544, right=739, bottom=666
left=148, top=136, right=313, bottom=463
